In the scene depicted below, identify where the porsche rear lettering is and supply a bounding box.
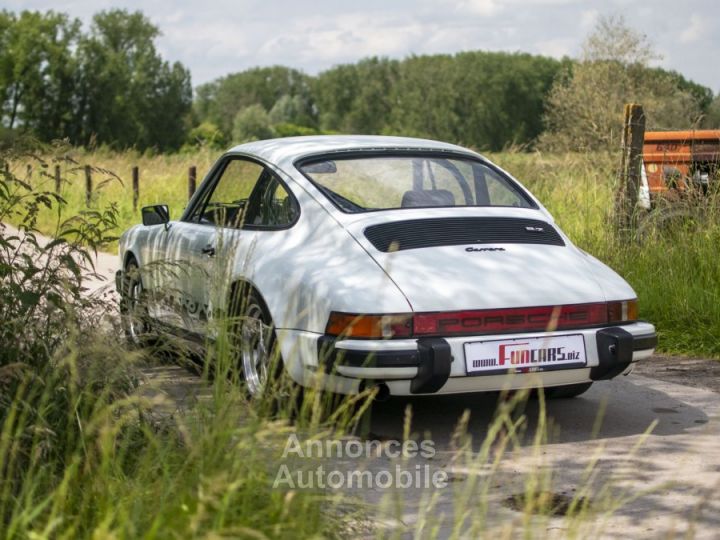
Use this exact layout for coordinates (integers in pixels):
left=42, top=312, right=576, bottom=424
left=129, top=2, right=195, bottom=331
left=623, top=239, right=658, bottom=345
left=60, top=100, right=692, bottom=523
left=436, top=311, right=589, bottom=332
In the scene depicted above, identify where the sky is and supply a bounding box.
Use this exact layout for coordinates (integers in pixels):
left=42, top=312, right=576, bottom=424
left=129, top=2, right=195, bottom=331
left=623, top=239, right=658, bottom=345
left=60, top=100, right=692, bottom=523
left=4, top=0, right=720, bottom=92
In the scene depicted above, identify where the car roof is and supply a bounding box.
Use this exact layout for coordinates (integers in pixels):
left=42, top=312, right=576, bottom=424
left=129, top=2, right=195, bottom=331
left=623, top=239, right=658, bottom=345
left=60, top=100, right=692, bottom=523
left=225, top=135, right=479, bottom=166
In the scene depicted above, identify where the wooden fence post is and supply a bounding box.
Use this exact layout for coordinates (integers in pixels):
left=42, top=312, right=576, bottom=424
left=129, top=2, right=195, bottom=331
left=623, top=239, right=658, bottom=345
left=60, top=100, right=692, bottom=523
left=85, top=165, right=92, bottom=207
left=619, top=103, right=645, bottom=231
left=188, top=166, right=197, bottom=201
left=54, top=165, right=61, bottom=194
left=132, top=166, right=139, bottom=211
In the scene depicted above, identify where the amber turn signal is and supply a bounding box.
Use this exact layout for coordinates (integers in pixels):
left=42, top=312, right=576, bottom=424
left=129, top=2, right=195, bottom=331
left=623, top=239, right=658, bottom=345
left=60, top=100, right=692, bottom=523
left=607, top=299, right=638, bottom=323
left=325, top=312, right=413, bottom=339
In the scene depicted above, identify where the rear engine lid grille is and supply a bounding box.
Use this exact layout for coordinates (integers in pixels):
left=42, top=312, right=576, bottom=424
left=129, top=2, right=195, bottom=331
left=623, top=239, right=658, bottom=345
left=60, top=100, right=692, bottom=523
left=364, top=217, right=565, bottom=252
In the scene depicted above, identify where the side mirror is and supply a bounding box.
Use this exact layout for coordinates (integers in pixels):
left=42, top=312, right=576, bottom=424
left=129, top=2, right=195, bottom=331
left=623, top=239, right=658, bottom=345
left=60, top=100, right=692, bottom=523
left=141, top=204, right=170, bottom=226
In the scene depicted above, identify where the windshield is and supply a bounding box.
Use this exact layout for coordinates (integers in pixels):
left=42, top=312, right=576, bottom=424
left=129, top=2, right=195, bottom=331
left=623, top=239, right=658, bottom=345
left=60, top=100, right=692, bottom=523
left=298, top=154, right=535, bottom=213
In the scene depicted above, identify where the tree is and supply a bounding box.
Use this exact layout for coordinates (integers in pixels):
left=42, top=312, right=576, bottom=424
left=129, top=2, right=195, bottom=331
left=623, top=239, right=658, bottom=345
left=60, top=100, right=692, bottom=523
left=0, top=9, right=191, bottom=150
left=185, top=121, right=227, bottom=149
left=704, top=95, right=720, bottom=128
left=314, top=57, right=398, bottom=134
left=540, top=15, right=707, bottom=151
left=232, top=104, right=274, bottom=143
left=0, top=11, right=80, bottom=138
left=73, top=9, right=192, bottom=150
left=268, top=94, right=314, bottom=127
left=195, top=66, right=315, bottom=138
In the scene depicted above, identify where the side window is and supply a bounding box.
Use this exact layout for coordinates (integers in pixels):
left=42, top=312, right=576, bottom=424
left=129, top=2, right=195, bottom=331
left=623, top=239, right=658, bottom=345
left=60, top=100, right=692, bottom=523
left=193, top=158, right=264, bottom=227
left=473, top=163, right=532, bottom=208
left=245, top=174, right=299, bottom=227
left=485, top=169, right=528, bottom=207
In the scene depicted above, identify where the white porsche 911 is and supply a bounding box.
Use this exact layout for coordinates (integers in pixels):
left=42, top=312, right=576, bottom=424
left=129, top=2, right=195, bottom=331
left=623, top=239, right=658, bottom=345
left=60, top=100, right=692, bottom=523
left=117, top=135, right=657, bottom=400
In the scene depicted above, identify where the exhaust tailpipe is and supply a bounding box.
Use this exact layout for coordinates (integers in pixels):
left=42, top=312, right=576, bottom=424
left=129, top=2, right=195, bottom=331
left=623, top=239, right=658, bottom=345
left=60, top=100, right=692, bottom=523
left=373, top=382, right=390, bottom=402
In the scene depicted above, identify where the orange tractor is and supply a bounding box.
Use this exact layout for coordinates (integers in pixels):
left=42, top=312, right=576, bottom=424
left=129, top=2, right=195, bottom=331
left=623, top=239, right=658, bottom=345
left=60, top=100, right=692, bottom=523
left=640, top=130, right=720, bottom=208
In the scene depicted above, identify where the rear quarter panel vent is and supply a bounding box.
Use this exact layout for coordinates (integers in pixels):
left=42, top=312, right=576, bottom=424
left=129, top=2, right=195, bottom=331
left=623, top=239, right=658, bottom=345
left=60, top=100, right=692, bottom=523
left=364, top=217, right=565, bottom=252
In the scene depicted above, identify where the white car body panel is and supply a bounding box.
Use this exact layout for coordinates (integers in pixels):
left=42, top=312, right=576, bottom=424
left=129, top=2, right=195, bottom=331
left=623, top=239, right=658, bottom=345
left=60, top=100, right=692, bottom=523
left=118, top=135, right=656, bottom=397
left=341, top=206, right=635, bottom=312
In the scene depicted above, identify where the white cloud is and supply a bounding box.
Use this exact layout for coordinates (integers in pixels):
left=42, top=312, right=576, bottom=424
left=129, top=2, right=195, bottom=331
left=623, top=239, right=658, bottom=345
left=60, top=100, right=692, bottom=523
left=456, top=0, right=499, bottom=16
left=3, top=0, right=719, bottom=91
left=535, top=38, right=574, bottom=58
left=580, top=9, right=599, bottom=30
left=679, top=14, right=708, bottom=44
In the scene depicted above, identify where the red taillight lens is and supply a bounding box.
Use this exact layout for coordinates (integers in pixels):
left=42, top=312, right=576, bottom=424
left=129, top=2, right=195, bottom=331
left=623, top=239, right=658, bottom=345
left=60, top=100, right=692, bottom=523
left=325, top=312, right=413, bottom=339
left=414, top=303, right=609, bottom=337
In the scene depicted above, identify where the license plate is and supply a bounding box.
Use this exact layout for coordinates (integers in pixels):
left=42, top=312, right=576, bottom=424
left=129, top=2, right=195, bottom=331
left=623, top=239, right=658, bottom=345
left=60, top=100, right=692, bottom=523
left=464, top=334, right=586, bottom=375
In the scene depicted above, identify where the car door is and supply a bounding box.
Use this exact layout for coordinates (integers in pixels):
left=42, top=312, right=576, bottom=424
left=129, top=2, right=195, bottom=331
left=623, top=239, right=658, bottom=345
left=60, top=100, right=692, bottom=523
left=177, top=156, right=267, bottom=337
left=196, top=163, right=302, bottom=340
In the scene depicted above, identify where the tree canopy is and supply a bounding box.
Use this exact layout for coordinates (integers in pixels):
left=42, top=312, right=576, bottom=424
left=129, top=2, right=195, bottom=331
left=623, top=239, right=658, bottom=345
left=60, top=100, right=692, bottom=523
left=0, top=9, right=192, bottom=151
left=1, top=9, right=716, bottom=152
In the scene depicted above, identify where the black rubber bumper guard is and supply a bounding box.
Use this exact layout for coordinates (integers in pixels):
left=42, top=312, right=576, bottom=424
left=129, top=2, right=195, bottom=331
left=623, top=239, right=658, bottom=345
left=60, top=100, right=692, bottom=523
left=591, top=327, right=658, bottom=380
left=318, top=336, right=453, bottom=394
left=318, top=327, right=658, bottom=393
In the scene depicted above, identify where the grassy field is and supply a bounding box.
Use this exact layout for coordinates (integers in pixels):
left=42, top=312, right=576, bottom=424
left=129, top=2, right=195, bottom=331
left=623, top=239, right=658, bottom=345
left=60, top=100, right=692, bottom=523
left=10, top=146, right=720, bottom=358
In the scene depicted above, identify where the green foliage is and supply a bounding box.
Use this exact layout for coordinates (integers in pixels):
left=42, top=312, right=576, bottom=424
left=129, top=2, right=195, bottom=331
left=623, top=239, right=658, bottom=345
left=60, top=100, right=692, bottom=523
left=314, top=57, right=399, bottom=135
left=0, top=140, right=119, bottom=368
left=231, top=104, right=275, bottom=143
left=185, top=121, right=227, bottom=149
left=73, top=10, right=192, bottom=151
left=273, top=123, right=322, bottom=137
left=268, top=93, right=315, bottom=127
left=390, top=52, right=566, bottom=150
left=206, top=52, right=565, bottom=150
left=0, top=10, right=80, bottom=137
left=0, top=9, right=192, bottom=151
left=195, top=66, right=316, bottom=137
left=1, top=140, right=718, bottom=536
left=702, top=94, right=720, bottom=128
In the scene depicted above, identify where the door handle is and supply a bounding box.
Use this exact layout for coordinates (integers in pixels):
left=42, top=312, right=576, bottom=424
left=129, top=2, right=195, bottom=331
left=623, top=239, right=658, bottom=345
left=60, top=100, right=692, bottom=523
left=201, top=245, right=216, bottom=257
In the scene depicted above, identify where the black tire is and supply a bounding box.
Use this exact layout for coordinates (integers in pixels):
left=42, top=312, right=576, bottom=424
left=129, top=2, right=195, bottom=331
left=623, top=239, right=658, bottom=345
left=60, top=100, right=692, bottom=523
left=544, top=382, right=593, bottom=399
left=120, top=258, right=153, bottom=347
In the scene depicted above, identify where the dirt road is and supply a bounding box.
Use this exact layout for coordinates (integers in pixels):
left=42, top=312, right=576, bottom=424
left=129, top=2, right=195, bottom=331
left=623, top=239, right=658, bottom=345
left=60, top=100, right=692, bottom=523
left=363, top=369, right=720, bottom=538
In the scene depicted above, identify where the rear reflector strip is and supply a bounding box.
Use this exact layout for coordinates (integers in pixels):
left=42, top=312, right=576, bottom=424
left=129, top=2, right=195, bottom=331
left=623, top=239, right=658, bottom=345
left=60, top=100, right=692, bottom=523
left=414, top=303, right=609, bottom=337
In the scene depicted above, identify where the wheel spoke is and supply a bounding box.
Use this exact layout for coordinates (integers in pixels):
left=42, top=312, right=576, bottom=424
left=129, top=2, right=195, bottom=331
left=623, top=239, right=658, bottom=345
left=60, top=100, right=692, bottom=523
left=239, top=304, right=273, bottom=396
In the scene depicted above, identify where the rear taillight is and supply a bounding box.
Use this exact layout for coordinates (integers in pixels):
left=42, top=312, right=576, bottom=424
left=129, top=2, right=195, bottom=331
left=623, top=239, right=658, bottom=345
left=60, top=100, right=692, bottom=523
left=325, top=299, right=638, bottom=339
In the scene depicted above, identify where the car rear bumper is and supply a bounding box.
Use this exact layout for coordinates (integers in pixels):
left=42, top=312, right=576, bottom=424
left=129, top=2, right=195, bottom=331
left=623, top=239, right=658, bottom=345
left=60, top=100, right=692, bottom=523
left=306, top=322, right=657, bottom=396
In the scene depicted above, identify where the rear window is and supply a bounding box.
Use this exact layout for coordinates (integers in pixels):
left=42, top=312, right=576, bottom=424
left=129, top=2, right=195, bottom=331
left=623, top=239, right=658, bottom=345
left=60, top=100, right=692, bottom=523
left=298, top=155, right=535, bottom=213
